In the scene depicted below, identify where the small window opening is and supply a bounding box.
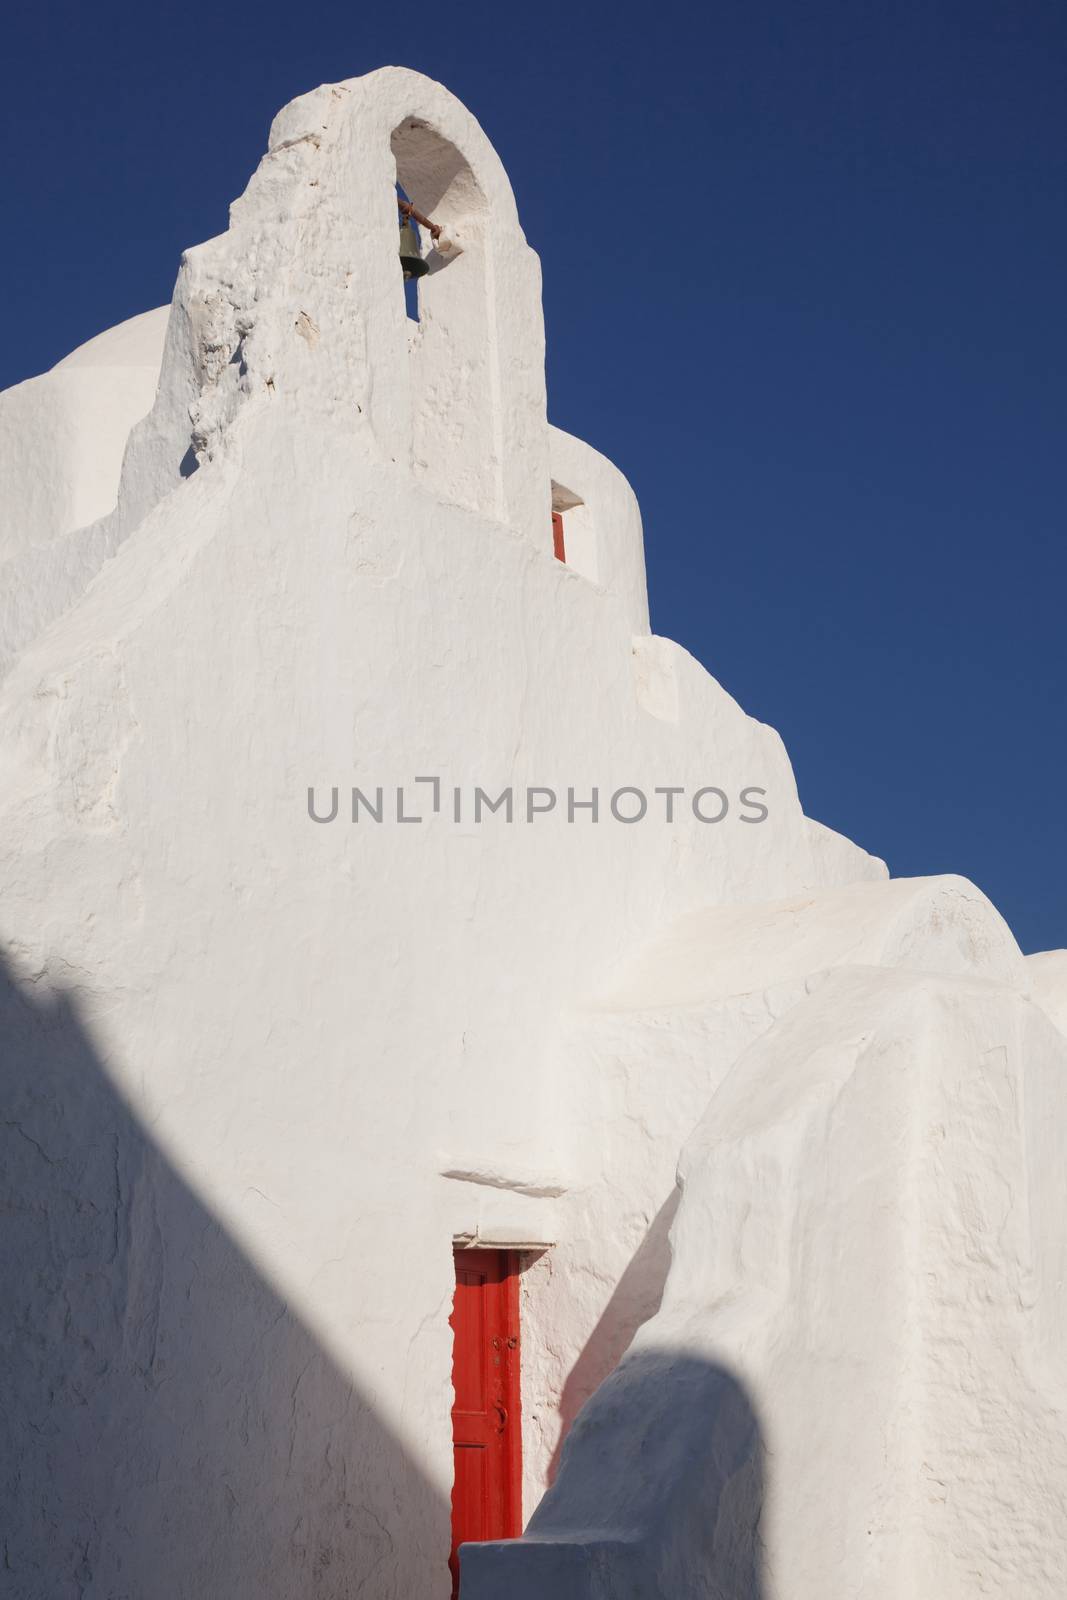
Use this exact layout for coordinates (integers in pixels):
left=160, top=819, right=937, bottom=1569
left=551, top=482, right=590, bottom=575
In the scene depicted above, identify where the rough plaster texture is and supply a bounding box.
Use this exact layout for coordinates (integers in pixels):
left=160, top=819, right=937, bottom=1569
left=1, top=65, right=1064, bottom=1600
left=474, top=959, right=1067, bottom=1598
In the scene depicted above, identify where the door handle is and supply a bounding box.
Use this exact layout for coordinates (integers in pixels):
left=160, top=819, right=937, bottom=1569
left=493, top=1401, right=507, bottom=1434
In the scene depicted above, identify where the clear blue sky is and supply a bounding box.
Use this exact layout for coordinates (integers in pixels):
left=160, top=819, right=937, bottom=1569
left=3, top=0, right=1064, bottom=951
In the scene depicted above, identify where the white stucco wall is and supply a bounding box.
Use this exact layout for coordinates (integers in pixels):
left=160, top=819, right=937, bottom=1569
left=1028, top=949, right=1067, bottom=1038
left=0, top=308, right=170, bottom=675
left=0, top=306, right=168, bottom=562
left=1, top=65, right=1063, bottom=1600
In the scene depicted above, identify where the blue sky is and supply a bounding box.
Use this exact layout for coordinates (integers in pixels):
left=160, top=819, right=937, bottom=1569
left=3, top=0, right=1064, bottom=951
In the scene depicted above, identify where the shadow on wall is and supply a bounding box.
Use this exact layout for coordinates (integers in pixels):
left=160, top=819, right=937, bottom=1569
left=466, top=1345, right=766, bottom=1598
left=0, top=951, right=448, bottom=1600
left=548, top=1187, right=681, bottom=1484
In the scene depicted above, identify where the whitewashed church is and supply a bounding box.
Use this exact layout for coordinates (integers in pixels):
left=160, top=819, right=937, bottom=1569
left=2, top=66, right=1066, bottom=1600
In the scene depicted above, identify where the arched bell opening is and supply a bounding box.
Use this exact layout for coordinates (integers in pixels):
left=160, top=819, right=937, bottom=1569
left=390, top=118, right=486, bottom=324
left=390, top=117, right=503, bottom=520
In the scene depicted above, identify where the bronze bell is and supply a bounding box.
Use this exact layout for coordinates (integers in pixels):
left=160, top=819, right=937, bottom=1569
left=399, top=219, right=429, bottom=281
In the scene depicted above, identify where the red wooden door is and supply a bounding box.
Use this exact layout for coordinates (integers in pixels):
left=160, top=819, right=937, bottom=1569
left=449, top=1248, right=522, bottom=1597
left=551, top=510, right=567, bottom=563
